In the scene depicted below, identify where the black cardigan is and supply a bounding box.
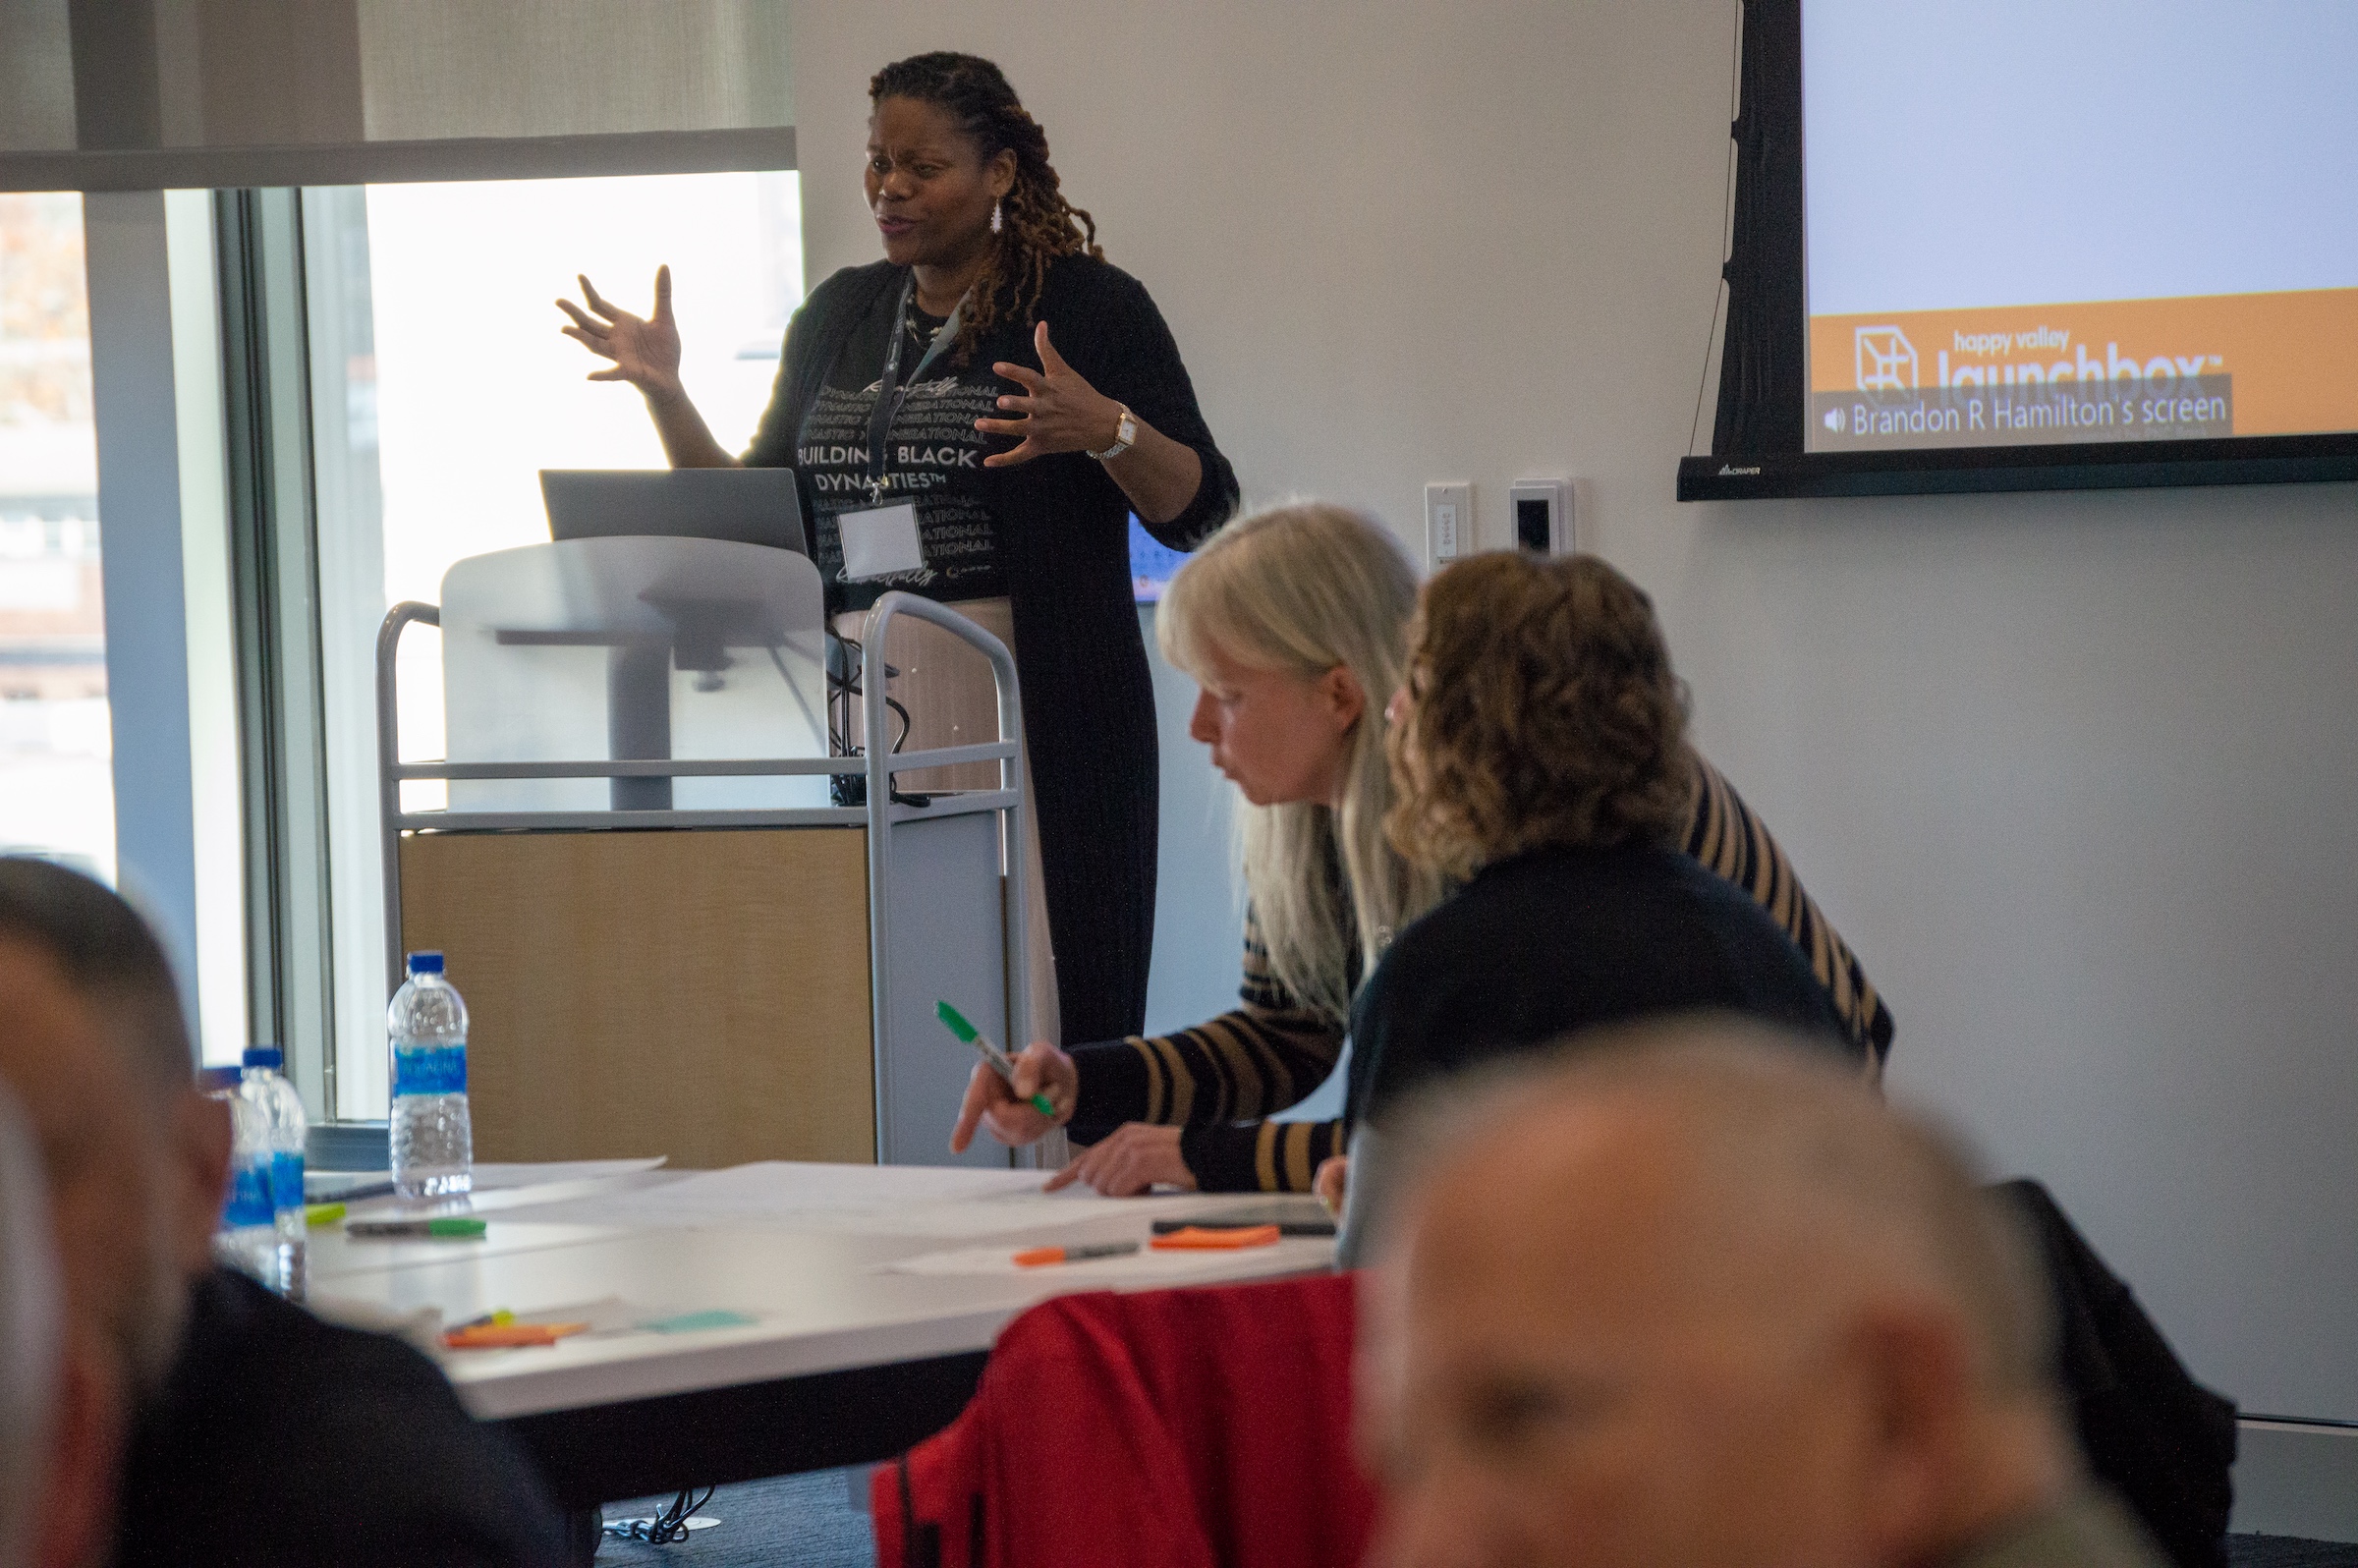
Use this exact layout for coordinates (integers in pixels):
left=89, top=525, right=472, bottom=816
left=745, top=255, right=1239, bottom=1043
left=1347, top=843, right=1857, bottom=1126
left=113, top=1269, right=570, bottom=1567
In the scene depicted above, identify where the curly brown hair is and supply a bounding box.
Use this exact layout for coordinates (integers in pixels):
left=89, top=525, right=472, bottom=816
left=870, top=53, right=1102, bottom=361
left=1384, top=552, right=1696, bottom=879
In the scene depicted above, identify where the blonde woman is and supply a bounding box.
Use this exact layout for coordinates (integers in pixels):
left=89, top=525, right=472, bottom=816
left=951, top=507, right=1892, bottom=1193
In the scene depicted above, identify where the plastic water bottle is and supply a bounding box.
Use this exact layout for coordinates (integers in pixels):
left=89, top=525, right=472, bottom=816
left=239, top=1045, right=308, bottom=1299
left=216, top=1091, right=279, bottom=1287
left=388, top=951, right=473, bottom=1199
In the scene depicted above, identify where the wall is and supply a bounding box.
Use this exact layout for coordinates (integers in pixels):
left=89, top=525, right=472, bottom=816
left=1138, top=605, right=1245, bottom=1037
left=789, top=0, right=2358, bottom=1423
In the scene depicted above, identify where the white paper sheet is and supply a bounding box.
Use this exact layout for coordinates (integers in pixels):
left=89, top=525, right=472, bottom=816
left=308, top=1157, right=666, bottom=1204
left=495, top=1161, right=1211, bottom=1237
left=468, top=1158, right=668, bottom=1191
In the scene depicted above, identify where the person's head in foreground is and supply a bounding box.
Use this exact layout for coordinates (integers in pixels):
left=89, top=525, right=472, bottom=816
left=0, top=860, right=227, bottom=1410
left=1383, top=549, right=1693, bottom=881
left=0, top=1081, right=120, bottom=1568
left=1361, top=1019, right=2159, bottom=1568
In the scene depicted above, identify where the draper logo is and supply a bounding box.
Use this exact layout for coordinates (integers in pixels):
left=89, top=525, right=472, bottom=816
left=1717, top=465, right=1763, bottom=476
left=1854, top=326, right=1918, bottom=391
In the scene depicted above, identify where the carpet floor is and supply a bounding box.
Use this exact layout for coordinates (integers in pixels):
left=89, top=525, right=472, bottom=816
left=2232, top=1538, right=2358, bottom=1567
left=595, top=1481, right=2356, bottom=1568
left=596, top=1470, right=874, bottom=1568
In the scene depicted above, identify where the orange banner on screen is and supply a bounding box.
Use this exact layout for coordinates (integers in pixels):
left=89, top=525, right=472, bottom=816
left=1810, top=288, right=2358, bottom=439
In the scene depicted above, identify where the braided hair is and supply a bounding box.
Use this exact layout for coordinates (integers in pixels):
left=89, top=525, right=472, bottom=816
left=869, top=52, right=1103, bottom=360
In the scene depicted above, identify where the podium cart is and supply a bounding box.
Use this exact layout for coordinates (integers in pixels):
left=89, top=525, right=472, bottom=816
left=376, top=536, right=1027, bottom=1170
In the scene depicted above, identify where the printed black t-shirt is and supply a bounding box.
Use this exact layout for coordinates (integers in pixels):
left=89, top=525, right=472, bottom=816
left=796, top=287, right=1008, bottom=610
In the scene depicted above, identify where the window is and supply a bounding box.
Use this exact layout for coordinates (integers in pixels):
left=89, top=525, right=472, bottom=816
left=309, top=171, right=803, bottom=1117
left=0, top=194, right=109, bottom=880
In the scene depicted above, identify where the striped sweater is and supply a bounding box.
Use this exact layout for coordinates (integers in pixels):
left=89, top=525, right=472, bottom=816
left=1066, top=755, right=1894, bottom=1192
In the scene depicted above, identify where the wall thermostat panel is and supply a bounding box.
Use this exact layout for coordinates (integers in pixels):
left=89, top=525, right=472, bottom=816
left=1509, top=478, right=1573, bottom=555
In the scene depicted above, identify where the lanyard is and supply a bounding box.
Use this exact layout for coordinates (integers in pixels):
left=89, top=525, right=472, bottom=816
left=864, top=272, right=966, bottom=504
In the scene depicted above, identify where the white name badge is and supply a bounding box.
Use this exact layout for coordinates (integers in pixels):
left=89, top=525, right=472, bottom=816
left=838, top=501, right=924, bottom=580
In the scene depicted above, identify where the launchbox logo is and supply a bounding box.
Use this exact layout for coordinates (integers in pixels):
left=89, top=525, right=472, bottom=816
left=1854, top=326, right=1919, bottom=392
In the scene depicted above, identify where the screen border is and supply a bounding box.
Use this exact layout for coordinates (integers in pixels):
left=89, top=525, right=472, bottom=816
left=1682, top=0, right=2358, bottom=503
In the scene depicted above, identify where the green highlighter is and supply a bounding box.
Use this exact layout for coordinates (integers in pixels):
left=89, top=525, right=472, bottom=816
left=936, top=1000, right=1056, bottom=1116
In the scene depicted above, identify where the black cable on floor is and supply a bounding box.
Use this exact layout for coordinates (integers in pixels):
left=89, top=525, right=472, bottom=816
left=602, top=1485, right=716, bottom=1545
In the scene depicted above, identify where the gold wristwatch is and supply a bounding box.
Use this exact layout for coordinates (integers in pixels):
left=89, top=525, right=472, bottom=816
left=1088, top=403, right=1137, bottom=462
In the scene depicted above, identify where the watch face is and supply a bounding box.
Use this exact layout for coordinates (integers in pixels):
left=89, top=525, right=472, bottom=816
left=1095, top=410, right=1137, bottom=459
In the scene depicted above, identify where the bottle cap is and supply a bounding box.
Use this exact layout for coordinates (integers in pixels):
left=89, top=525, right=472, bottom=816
left=242, top=1045, right=284, bottom=1070
left=406, top=951, right=445, bottom=975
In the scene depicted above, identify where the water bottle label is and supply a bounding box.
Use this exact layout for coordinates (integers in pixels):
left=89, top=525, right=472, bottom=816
left=392, top=1042, right=467, bottom=1097
left=225, top=1162, right=274, bottom=1228
left=271, top=1151, right=306, bottom=1215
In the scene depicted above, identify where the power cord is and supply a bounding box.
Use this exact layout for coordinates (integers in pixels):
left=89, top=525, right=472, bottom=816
left=826, top=632, right=927, bottom=808
left=601, top=1486, right=716, bottom=1545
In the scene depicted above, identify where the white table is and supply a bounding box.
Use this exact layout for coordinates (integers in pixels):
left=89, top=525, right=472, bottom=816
left=305, top=1164, right=1335, bottom=1504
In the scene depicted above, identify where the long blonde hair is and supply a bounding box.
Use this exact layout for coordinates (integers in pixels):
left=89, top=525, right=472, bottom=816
left=1156, top=503, right=1446, bottom=1022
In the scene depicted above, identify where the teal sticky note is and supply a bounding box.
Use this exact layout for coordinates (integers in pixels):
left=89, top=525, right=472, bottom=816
left=638, top=1310, right=758, bottom=1335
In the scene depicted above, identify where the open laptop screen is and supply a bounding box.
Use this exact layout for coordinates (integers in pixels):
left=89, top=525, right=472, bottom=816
left=540, top=469, right=808, bottom=557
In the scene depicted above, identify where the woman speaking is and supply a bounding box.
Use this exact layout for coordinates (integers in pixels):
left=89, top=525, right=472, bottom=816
left=558, top=53, right=1238, bottom=1050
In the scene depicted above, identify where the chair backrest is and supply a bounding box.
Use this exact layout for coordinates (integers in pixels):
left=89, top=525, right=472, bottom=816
left=1993, top=1179, right=2238, bottom=1568
left=874, top=1271, right=1375, bottom=1568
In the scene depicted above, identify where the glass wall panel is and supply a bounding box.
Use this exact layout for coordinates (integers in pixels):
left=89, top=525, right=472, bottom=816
left=311, top=170, right=801, bottom=1117
left=0, top=192, right=109, bottom=879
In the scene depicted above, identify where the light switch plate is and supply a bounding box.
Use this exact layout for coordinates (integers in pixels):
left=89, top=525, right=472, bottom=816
left=1509, top=477, right=1573, bottom=554
left=1425, top=482, right=1473, bottom=569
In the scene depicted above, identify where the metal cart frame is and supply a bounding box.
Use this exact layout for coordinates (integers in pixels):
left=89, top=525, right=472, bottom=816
left=374, top=589, right=1029, bottom=1161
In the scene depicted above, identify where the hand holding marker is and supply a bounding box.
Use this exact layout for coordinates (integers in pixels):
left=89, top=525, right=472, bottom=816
left=937, top=1001, right=1055, bottom=1117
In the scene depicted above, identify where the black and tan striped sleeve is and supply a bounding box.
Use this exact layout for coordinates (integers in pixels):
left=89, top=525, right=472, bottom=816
left=1682, top=754, right=1897, bottom=1072
left=1181, top=1115, right=1348, bottom=1194
left=1068, top=906, right=1349, bottom=1133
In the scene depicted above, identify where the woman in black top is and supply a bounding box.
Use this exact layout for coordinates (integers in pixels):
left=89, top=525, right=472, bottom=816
left=559, top=53, right=1238, bottom=1045
left=1336, top=551, right=1861, bottom=1256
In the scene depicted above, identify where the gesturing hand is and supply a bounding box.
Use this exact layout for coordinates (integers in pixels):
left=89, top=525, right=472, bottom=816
left=979, top=321, right=1125, bottom=468
left=557, top=267, right=684, bottom=401
left=1043, top=1123, right=1198, bottom=1197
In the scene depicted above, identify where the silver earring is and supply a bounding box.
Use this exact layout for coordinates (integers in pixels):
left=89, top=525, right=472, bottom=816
left=990, top=199, right=1002, bottom=235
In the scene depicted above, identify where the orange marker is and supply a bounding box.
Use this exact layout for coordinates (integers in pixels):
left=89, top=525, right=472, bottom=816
left=441, top=1321, right=589, bottom=1350
left=1150, top=1224, right=1282, bottom=1252
left=1013, top=1241, right=1141, bottom=1268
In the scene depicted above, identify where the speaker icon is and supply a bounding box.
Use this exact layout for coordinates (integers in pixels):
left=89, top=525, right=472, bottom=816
left=1824, top=407, right=1846, bottom=433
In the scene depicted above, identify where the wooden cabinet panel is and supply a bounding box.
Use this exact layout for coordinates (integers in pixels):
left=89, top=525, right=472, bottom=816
left=397, top=826, right=873, bottom=1168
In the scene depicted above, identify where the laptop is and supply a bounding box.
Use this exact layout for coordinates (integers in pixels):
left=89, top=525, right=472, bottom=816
left=540, top=469, right=809, bottom=557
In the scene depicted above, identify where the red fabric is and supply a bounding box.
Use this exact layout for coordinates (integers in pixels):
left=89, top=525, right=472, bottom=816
left=871, top=1272, right=1375, bottom=1568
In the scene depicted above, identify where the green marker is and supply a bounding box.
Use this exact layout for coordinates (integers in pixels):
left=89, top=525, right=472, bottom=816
left=347, top=1216, right=488, bottom=1240
left=936, top=1000, right=1055, bottom=1116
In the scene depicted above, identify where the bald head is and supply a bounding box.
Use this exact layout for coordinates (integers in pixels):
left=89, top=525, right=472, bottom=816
left=0, top=859, right=193, bottom=1111
left=1398, top=1024, right=2050, bottom=1396
left=0, top=1085, right=60, bottom=1568
left=1363, top=1018, right=2074, bottom=1568
left=0, top=860, right=226, bottom=1402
